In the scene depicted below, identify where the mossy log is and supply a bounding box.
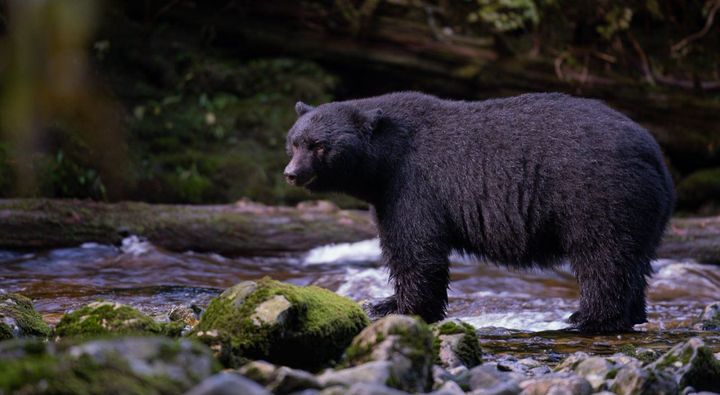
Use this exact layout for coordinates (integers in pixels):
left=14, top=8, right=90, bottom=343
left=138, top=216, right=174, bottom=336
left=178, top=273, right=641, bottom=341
left=660, top=216, right=720, bottom=264
left=0, top=199, right=376, bottom=256
left=0, top=199, right=718, bottom=262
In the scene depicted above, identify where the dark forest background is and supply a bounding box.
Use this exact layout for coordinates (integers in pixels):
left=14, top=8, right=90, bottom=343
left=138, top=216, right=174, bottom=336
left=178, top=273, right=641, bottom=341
left=0, top=0, right=718, bottom=214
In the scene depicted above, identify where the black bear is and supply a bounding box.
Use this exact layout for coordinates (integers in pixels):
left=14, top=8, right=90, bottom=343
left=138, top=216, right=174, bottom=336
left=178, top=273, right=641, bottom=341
left=283, top=92, right=674, bottom=333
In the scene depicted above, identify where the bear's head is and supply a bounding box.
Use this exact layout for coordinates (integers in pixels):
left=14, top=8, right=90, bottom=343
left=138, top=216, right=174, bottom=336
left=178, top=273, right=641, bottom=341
left=284, top=101, right=383, bottom=193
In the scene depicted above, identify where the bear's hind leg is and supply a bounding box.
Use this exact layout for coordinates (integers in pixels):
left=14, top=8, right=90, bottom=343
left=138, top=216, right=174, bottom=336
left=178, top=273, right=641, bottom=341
left=569, top=250, right=648, bottom=333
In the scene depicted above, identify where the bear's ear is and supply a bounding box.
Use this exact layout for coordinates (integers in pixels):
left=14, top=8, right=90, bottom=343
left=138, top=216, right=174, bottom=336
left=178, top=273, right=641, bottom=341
left=295, top=101, right=315, bottom=116
left=360, top=108, right=383, bottom=133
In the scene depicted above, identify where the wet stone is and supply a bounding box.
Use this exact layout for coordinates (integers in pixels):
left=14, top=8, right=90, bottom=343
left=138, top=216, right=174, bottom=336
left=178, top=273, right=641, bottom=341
left=431, top=318, right=482, bottom=369
left=0, top=336, right=217, bottom=394
left=468, top=363, right=523, bottom=394
left=497, top=355, right=550, bottom=377
left=184, top=371, right=270, bottom=395
left=239, top=360, right=320, bottom=394
left=432, top=365, right=470, bottom=391
left=343, top=315, right=434, bottom=393
left=317, top=361, right=394, bottom=388
left=649, top=337, right=720, bottom=393
left=610, top=364, right=678, bottom=395
left=343, top=383, right=411, bottom=395
left=695, top=302, right=720, bottom=331
left=518, top=373, right=592, bottom=395
left=428, top=380, right=466, bottom=395
left=168, top=304, right=200, bottom=328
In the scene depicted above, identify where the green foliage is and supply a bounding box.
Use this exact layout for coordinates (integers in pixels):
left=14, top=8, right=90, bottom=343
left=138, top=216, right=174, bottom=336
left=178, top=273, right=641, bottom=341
left=468, top=0, right=539, bottom=32
left=676, top=167, right=720, bottom=213
left=597, top=6, right=633, bottom=40
left=122, top=54, right=341, bottom=204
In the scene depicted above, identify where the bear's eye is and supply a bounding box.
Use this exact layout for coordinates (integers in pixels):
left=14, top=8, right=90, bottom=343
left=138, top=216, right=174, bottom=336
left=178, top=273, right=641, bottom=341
left=309, top=142, right=325, bottom=154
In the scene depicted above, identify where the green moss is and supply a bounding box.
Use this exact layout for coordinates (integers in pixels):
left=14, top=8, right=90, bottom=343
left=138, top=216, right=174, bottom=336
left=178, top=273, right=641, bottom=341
left=192, top=278, right=369, bottom=370
left=431, top=320, right=482, bottom=368
left=0, top=337, right=213, bottom=395
left=680, top=346, right=720, bottom=392
left=54, top=301, right=164, bottom=338
left=0, top=293, right=51, bottom=340
left=0, top=323, right=13, bottom=341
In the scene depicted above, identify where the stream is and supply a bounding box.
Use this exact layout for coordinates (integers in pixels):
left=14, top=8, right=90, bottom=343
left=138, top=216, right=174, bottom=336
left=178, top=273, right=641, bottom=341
left=2, top=236, right=720, bottom=359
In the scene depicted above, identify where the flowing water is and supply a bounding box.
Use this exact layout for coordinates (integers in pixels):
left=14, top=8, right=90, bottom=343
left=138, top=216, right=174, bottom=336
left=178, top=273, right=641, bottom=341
left=2, top=236, right=720, bottom=357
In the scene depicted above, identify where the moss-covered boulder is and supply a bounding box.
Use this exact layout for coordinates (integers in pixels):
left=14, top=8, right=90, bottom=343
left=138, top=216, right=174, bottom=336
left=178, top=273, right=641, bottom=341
left=430, top=319, right=482, bottom=369
left=0, top=293, right=51, bottom=340
left=648, top=337, right=720, bottom=392
left=55, top=300, right=183, bottom=338
left=0, top=336, right=218, bottom=394
left=191, top=278, right=369, bottom=370
left=610, top=364, right=677, bottom=395
left=336, top=315, right=434, bottom=393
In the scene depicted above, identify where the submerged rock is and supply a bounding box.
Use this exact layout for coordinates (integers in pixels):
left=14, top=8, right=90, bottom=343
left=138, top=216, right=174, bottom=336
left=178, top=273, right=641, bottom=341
left=0, top=293, right=51, bottom=340
left=431, top=318, right=482, bottom=369
left=55, top=300, right=182, bottom=337
left=649, top=337, right=720, bottom=393
left=0, top=336, right=217, bottom=395
left=695, top=302, right=720, bottom=331
left=191, top=278, right=369, bottom=369
left=169, top=304, right=201, bottom=329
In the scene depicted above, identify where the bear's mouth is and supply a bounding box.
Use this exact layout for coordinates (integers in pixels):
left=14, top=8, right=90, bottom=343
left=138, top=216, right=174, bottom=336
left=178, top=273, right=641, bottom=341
left=301, top=175, right=318, bottom=188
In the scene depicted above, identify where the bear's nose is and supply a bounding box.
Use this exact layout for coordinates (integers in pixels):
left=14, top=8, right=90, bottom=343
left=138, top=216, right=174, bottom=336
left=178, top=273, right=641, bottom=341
left=284, top=171, right=297, bottom=184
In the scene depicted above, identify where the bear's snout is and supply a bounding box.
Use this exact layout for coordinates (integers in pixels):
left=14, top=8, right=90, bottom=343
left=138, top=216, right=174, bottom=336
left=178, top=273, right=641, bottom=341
left=284, top=160, right=315, bottom=187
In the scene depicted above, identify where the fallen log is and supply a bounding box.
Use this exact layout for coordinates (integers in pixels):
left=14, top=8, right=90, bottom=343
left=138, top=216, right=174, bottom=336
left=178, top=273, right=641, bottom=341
left=0, top=199, right=376, bottom=256
left=0, top=199, right=717, bottom=263
left=660, top=216, right=720, bottom=264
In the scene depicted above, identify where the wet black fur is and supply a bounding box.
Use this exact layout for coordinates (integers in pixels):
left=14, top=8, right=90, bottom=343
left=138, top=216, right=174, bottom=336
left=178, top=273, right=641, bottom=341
left=284, top=92, right=675, bottom=333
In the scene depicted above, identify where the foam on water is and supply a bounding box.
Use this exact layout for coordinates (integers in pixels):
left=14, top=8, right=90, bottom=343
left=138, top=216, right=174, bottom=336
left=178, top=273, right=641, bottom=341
left=304, top=238, right=381, bottom=265
left=336, top=268, right=392, bottom=300
left=120, top=235, right=153, bottom=257
left=461, top=311, right=572, bottom=332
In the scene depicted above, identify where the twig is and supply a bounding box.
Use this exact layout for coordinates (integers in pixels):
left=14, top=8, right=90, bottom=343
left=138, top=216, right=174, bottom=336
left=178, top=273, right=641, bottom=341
left=627, top=31, right=655, bottom=85
left=671, top=0, right=720, bottom=54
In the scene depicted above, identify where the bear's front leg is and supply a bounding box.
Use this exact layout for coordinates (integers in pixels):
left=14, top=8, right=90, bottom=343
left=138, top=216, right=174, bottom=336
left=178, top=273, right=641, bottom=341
left=368, top=204, right=451, bottom=323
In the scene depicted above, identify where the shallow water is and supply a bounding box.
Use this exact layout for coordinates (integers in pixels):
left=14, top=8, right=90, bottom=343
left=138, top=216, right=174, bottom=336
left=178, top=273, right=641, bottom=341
left=1, top=237, right=720, bottom=343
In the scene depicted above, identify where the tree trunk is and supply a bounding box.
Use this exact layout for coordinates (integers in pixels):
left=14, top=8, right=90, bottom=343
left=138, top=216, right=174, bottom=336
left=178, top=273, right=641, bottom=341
left=0, top=199, right=376, bottom=256
left=0, top=199, right=718, bottom=263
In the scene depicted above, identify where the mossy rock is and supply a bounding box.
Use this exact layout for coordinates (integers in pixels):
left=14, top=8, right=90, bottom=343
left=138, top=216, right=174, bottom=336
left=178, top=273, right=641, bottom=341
left=648, top=337, right=720, bottom=392
left=55, top=300, right=182, bottom=338
left=341, top=315, right=434, bottom=393
left=0, top=293, right=51, bottom=341
left=0, top=336, right=218, bottom=395
left=191, top=278, right=369, bottom=370
left=431, top=319, right=482, bottom=369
